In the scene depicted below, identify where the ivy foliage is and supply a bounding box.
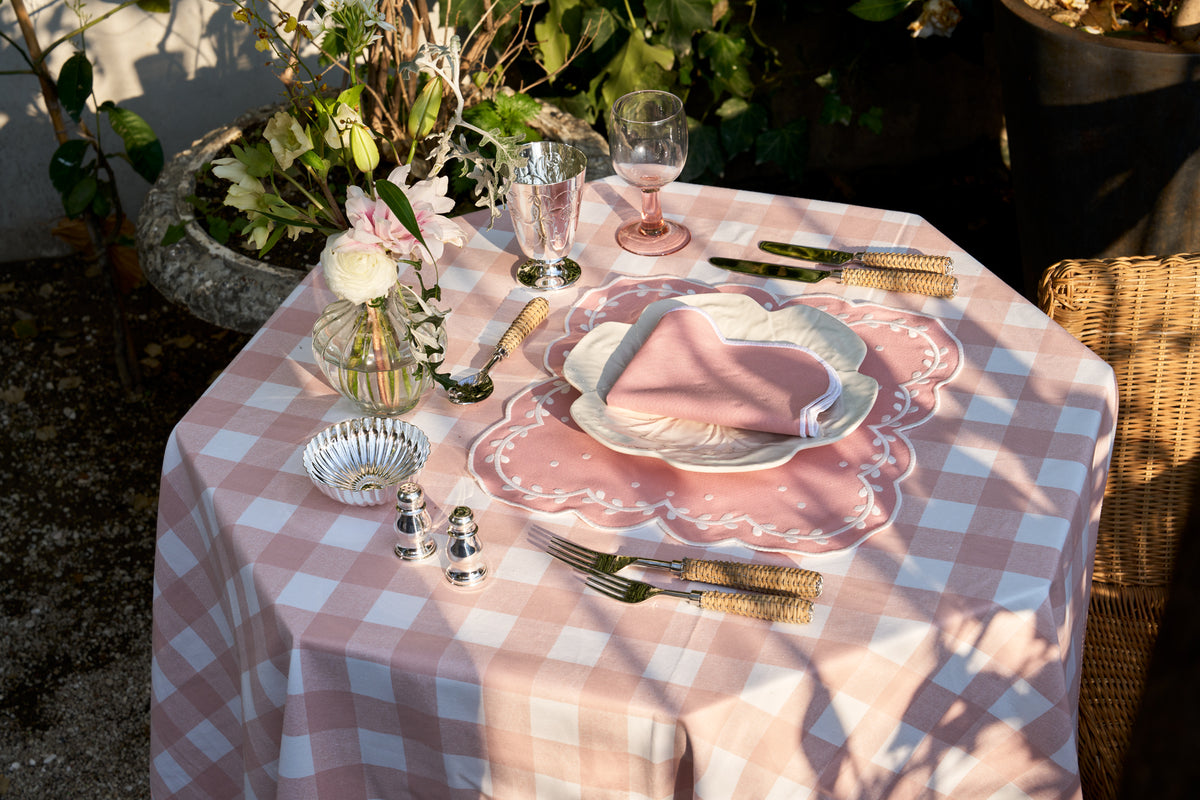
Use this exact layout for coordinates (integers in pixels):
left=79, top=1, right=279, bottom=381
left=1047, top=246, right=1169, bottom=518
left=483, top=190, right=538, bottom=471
left=519, top=0, right=877, bottom=185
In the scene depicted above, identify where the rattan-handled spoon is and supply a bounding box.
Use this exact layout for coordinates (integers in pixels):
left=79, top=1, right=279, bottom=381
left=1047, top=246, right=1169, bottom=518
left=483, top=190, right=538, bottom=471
left=446, top=297, right=550, bottom=404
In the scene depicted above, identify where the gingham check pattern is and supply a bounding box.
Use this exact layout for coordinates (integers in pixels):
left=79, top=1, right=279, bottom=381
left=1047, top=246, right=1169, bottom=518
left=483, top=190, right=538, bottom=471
left=151, top=177, right=1117, bottom=799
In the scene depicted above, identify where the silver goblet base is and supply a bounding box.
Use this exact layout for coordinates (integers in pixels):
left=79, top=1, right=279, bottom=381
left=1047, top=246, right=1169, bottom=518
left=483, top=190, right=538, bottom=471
left=516, top=257, right=582, bottom=291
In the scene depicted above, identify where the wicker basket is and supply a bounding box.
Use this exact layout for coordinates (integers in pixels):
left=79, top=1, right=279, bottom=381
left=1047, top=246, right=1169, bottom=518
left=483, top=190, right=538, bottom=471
left=1038, top=254, right=1200, bottom=800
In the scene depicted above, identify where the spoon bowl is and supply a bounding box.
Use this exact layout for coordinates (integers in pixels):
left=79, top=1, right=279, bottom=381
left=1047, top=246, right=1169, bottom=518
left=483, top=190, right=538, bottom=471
left=446, top=298, right=550, bottom=405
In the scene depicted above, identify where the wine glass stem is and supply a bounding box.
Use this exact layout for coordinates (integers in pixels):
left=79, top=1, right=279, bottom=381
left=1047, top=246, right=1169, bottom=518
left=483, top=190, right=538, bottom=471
left=638, top=189, right=668, bottom=236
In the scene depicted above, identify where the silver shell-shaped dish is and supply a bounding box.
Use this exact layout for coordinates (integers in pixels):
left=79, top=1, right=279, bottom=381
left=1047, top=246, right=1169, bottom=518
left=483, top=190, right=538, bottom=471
left=302, top=417, right=431, bottom=507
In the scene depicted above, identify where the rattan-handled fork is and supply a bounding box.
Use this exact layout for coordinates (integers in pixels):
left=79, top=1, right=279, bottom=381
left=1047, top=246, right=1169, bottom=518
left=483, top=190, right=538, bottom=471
left=582, top=569, right=813, bottom=624
left=548, top=535, right=822, bottom=598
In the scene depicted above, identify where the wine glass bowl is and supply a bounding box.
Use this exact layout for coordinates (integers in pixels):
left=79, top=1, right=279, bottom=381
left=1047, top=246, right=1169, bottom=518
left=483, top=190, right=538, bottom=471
left=609, top=90, right=691, bottom=256
left=507, top=141, right=588, bottom=291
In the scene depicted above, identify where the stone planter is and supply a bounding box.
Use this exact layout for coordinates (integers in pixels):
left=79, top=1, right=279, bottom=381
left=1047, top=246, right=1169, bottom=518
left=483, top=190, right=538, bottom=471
left=137, top=102, right=612, bottom=335
left=994, top=0, right=1200, bottom=295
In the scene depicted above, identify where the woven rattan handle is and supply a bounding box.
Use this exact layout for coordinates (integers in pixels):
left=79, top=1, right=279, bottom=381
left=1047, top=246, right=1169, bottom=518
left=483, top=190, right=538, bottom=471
left=842, top=268, right=959, bottom=298
left=680, top=558, right=822, bottom=599
left=857, top=251, right=953, bottom=274
left=698, top=591, right=814, bottom=624
left=496, top=297, right=549, bottom=354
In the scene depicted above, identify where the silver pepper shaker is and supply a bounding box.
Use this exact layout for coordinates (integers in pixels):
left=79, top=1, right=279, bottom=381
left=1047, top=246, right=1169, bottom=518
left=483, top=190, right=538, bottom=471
left=444, top=506, right=489, bottom=588
left=394, top=482, right=437, bottom=561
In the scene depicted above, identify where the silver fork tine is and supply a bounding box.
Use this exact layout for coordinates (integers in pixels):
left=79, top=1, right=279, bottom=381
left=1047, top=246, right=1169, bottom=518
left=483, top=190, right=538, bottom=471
left=546, top=541, right=594, bottom=570
left=584, top=574, right=628, bottom=598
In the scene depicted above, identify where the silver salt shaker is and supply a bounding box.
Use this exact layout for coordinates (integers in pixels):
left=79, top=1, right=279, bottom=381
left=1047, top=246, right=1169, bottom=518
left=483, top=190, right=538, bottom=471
left=444, top=506, right=489, bottom=588
left=394, top=482, right=437, bottom=561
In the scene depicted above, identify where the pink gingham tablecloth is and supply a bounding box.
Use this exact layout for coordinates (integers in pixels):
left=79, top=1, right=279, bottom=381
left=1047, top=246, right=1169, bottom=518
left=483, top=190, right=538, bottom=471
left=151, top=177, right=1117, bottom=799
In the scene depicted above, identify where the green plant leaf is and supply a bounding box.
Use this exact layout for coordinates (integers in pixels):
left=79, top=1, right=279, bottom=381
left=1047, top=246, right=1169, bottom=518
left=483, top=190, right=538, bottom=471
left=848, top=0, right=917, bottom=22
left=858, top=106, right=885, bottom=134
left=820, top=92, right=853, bottom=127
left=463, top=102, right=504, bottom=135
left=233, top=142, right=277, bottom=178
left=698, top=30, right=753, bottom=98
left=160, top=223, right=187, bottom=246
left=337, top=84, right=367, bottom=110
left=63, top=175, right=98, bottom=217
left=136, top=0, right=172, bottom=12
left=717, top=98, right=768, bottom=158
left=679, top=118, right=722, bottom=182
left=495, top=92, right=541, bottom=127
left=594, top=33, right=675, bottom=110
left=756, top=119, right=808, bottom=182
left=645, top=0, right=715, bottom=54
left=377, top=179, right=431, bottom=256
left=582, top=6, right=620, bottom=51
left=48, top=140, right=90, bottom=194
left=101, top=102, right=164, bottom=182
left=534, top=0, right=582, bottom=77
left=57, top=52, right=93, bottom=123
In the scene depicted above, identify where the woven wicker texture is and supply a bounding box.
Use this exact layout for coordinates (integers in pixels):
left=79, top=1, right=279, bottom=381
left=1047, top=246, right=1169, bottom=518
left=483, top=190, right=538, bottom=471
left=1037, top=254, right=1200, bottom=800
left=680, top=558, right=823, bottom=598
left=496, top=297, right=549, bottom=354
left=857, top=251, right=954, bottom=274
left=842, top=267, right=958, bottom=298
left=697, top=591, right=814, bottom=624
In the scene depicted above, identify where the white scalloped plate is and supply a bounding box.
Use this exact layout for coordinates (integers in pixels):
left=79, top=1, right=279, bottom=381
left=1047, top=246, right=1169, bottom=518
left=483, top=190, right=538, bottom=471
left=562, top=293, right=879, bottom=472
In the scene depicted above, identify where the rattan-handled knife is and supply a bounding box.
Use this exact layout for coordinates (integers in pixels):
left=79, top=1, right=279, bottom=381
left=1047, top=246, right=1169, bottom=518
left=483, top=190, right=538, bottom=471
left=710, top=257, right=959, bottom=298
left=759, top=241, right=954, bottom=274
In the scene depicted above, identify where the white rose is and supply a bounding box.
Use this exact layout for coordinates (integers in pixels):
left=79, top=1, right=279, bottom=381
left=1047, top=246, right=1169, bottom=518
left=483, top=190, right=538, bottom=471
left=320, top=232, right=398, bottom=304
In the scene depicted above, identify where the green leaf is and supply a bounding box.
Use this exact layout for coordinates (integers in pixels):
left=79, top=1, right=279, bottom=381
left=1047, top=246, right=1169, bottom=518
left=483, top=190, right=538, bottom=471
left=645, top=0, right=716, bottom=54
left=136, top=0, right=172, bottom=12
left=57, top=52, right=93, bottom=123
left=337, top=84, right=367, bottom=110
left=463, top=102, right=503, bottom=134
left=697, top=30, right=753, bottom=98
left=232, top=142, right=277, bottom=178
left=848, top=0, right=917, bottom=22
left=594, top=33, right=675, bottom=110
left=679, top=119, right=722, bottom=182
left=495, top=92, right=541, bottom=127
left=717, top=99, right=768, bottom=158
left=102, top=102, right=163, bottom=182
left=534, top=0, right=582, bottom=77
left=582, top=6, right=620, bottom=51
left=63, top=174, right=98, bottom=217
left=820, top=92, right=853, bottom=127
left=160, top=223, right=187, bottom=247
left=258, top=220, right=287, bottom=256
left=377, top=179, right=431, bottom=257
left=756, top=119, right=808, bottom=182
left=48, top=140, right=90, bottom=194
left=858, top=106, right=885, bottom=135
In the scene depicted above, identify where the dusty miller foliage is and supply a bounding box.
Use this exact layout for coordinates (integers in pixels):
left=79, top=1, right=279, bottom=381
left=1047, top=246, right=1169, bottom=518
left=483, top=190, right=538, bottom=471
left=404, top=36, right=528, bottom=225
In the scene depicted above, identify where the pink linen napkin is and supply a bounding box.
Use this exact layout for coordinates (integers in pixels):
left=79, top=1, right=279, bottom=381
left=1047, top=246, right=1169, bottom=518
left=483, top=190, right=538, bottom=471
left=604, top=305, right=842, bottom=437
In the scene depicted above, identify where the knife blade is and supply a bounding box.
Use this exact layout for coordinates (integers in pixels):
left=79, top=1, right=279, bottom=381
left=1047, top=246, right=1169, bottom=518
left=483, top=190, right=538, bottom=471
left=709, top=257, right=958, bottom=299
left=758, top=241, right=953, bottom=274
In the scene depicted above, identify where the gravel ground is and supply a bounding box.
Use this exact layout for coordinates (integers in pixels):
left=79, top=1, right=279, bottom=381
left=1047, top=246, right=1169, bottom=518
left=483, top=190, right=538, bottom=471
left=0, top=255, right=249, bottom=799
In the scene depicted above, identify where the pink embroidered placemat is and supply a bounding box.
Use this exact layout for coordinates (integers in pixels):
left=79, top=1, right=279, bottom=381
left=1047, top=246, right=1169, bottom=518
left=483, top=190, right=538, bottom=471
left=469, top=275, right=962, bottom=554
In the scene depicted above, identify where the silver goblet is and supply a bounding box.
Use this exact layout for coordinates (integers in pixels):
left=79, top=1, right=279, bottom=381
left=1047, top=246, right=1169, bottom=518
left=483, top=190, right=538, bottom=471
left=507, top=141, right=588, bottom=290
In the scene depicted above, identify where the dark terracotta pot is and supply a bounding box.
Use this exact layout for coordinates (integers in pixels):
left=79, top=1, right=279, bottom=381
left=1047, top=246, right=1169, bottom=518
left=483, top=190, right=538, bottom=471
left=994, top=0, right=1200, bottom=296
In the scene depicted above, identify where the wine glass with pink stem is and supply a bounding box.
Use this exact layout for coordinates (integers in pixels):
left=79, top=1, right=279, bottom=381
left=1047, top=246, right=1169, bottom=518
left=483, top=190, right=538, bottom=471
left=609, top=90, right=691, bottom=256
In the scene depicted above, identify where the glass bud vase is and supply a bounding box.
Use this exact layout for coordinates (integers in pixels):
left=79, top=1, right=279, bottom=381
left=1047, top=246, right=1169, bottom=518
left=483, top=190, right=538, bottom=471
left=312, top=285, right=437, bottom=416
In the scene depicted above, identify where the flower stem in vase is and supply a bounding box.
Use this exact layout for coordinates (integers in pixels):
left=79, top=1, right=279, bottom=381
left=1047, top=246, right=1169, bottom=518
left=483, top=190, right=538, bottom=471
left=367, top=301, right=395, bottom=409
